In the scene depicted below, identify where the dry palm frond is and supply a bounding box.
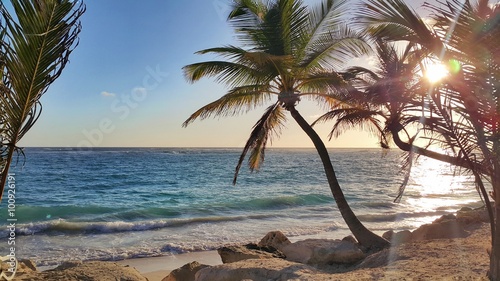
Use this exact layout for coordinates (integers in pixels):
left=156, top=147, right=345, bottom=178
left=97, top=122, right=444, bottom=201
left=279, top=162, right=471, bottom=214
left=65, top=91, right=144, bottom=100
left=233, top=103, right=285, bottom=184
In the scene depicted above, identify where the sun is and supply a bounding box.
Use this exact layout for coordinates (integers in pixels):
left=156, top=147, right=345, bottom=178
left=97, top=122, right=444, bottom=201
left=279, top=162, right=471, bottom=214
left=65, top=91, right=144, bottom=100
left=425, top=62, right=449, bottom=83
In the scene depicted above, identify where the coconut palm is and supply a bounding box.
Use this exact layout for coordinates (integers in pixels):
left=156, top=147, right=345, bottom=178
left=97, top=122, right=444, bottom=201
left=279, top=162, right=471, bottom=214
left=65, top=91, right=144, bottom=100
left=0, top=0, right=85, bottom=202
left=314, top=37, right=490, bottom=199
left=354, top=0, right=499, bottom=278
left=183, top=0, right=389, bottom=249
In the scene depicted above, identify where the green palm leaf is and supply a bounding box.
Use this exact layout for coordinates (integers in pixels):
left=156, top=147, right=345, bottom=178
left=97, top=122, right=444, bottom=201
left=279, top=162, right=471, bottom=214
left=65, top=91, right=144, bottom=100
left=182, top=84, right=274, bottom=126
left=233, top=102, right=285, bottom=184
left=0, top=0, right=84, bottom=201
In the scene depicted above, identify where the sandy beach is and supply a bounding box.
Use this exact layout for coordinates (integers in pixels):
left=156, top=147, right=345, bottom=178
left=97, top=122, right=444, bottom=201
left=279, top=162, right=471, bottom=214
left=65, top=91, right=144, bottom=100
left=118, top=221, right=491, bottom=281
left=118, top=251, right=223, bottom=281
left=7, top=212, right=492, bottom=280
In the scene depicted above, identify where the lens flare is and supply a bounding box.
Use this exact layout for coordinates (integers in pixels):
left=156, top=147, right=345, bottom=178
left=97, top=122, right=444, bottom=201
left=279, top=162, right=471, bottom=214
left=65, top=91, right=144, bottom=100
left=448, top=59, right=461, bottom=74
left=426, top=62, right=449, bottom=83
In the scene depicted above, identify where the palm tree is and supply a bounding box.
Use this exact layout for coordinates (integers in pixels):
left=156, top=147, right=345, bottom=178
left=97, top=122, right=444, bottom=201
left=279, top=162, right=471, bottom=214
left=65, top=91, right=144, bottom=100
left=314, top=37, right=491, bottom=200
left=353, top=0, right=499, bottom=278
left=182, top=0, right=389, bottom=249
left=0, top=0, right=85, bottom=202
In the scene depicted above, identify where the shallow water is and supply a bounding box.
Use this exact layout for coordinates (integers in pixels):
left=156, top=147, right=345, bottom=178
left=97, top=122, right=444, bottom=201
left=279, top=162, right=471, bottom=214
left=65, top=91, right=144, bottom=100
left=0, top=147, right=484, bottom=266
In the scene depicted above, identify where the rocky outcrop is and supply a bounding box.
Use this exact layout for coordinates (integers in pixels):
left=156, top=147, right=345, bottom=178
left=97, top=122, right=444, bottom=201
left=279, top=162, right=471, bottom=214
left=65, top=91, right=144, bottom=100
left=383, top=211, right=481, bottom=244
left=217, top=243, right=285, bottom=264
left=0, top=259, right=37, bottom=280
left=195, top=258, right=323, bottom=281
left=456, top=206, right=490, bottom=224
left=382, top=230, right=412, bottom=245
left=257, top=230, right=291, bottom=251
left=412, top=216, right=468, bottom=241
left=281, top=239, right=365, bottom=265
left=162, top=261, right=209, bottom=281
left=14, top=261, right=147, bottom=281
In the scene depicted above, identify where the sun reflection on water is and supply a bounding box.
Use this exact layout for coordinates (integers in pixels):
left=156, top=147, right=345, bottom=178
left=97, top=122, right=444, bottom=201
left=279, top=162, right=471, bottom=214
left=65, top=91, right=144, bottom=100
left=401, top=156, right=481, bottom=218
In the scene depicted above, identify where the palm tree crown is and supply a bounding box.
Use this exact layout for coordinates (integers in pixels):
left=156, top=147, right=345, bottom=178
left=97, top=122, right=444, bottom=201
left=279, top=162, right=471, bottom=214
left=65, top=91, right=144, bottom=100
left=0, top=0, right=85, bottom=201
left=183, top=0, right=369, bottom=182
left=183, top=0, right=391, bottom=249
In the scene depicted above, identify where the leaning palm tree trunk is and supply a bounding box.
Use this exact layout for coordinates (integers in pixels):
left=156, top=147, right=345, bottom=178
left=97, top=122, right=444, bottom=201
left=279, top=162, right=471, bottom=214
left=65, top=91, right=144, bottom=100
left=288, top=105, right=389, bottom=249
left=0, top=0, right=85, bottom=202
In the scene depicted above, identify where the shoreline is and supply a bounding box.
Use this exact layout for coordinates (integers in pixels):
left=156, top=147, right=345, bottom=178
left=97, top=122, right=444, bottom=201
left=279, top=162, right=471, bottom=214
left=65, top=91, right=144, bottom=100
left=116, top=218, right=491, bottom=281
left=126, top=224, right=491, bottom=281
left=116, top=228, right=359, bottom=280
left=117, top=250, right=223, bottom=281
left=11, top=209, right=491, bottom=280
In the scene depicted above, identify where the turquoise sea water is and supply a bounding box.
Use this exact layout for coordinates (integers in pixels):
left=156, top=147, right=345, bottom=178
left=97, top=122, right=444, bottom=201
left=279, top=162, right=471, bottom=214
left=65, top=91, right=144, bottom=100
left=0, top=147, right=483, bottom=266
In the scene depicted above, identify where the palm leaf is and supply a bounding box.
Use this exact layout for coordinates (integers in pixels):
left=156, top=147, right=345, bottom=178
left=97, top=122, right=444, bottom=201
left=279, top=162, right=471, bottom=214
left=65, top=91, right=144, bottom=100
left=0, top=0, right=84, bottom=201
left=182, top=84, right=274, bottom=126
left=358, top=0, right=443, bottom=55
left=233, top=103, right=286, bottom=184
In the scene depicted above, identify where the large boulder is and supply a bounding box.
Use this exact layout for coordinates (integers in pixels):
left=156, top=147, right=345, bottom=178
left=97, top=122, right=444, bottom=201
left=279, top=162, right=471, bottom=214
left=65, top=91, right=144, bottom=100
left=382, top=230, right=413, bottom=245
left=281, top=239, right=365, bottom=265
left=412, top=219, right=468, bottom=241
left=162, top=261, right=209, bottom=281
left=217, top=243, right=285, bottom=264
left=18, top=261, right=147, bottom=281
left=0, top=259, right=37, bottom=280
left=257, top=231, right=291, bottom=251
left=195, top=258, right=323, bottom=281
left=456, top=206, right=490, bottom=224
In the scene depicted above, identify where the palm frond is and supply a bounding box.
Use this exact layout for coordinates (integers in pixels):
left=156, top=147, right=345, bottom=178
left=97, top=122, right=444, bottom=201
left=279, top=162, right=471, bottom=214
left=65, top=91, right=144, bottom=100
left=182, top=85, right=274, bottom=127
left=300, top=24, right=370, bottom=70
left=313, top=107, right=385, bottom=141
left=233, top=103, right=286, bottom=184
left=183, top=61, right=271, bottom=87
left=358, top=0, right=443, bottom=54
left=0, top=0, right=84, bottom=201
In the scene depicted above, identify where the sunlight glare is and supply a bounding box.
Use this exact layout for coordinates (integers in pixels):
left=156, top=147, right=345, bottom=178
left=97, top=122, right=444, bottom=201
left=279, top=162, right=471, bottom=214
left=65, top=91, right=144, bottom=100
left=425, top=62, right=449, bottom=83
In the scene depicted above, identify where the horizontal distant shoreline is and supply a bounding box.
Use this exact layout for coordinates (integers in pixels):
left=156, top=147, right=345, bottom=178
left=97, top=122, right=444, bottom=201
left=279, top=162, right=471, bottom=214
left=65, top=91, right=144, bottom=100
left=21, top=146, right=382, bottom=149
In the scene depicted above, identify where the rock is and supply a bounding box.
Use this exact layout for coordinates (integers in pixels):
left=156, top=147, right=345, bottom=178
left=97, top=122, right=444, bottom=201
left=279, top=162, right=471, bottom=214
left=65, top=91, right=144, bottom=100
left=457, top=207, right=490, bottom=224
left=342, top=235, right=357, bottom=244
left=18, top=259, right=37, bottom=272
left=162, top=261, right=209, bottom=281
left=257, top=231, right=291, bottom=251
left=433, top=213, right=457, bottom=223
left=217, top=243, right=285, bottom=264
left=412, top=220, right=468, bottom=241
left=281, top=239, right=365, bottom=265
left=383, top=230, right=412, bottom=245
left=382, top=230, right=394, bottom=240
left=355, top=248, right=392, bottom=269
left=33, top=261, right=147, bottom=281
left=195, top=258, right=323, bottom=281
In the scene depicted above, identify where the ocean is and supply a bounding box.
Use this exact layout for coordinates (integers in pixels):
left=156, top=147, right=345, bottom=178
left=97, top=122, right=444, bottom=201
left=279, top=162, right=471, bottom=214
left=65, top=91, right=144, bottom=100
left=0, top=147, right=483, bottom=267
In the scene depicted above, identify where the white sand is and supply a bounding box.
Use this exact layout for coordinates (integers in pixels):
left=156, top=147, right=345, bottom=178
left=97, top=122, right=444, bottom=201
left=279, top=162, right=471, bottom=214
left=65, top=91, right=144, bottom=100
left=118, top=250, right=222, bottom=281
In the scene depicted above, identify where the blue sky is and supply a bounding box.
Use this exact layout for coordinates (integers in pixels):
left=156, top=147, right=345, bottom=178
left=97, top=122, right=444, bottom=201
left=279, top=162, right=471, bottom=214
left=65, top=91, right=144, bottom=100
left=16, top=0, right=428, bottom=148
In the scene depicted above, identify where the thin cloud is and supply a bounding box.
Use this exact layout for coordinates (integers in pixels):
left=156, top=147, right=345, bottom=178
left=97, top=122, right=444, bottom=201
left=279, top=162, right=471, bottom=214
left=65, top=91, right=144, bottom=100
left=101, top=91, right=116, bottom=98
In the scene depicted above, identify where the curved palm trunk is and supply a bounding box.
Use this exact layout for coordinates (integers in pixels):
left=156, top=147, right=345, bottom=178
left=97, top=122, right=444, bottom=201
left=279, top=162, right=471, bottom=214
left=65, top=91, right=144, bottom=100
left=288, top=106, right=389, bottom=249
left=391, top=127, right=494, bottom=225
left=391, top=126, right=499, bottom=279
left=390, top=126, right=487, bottom=174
